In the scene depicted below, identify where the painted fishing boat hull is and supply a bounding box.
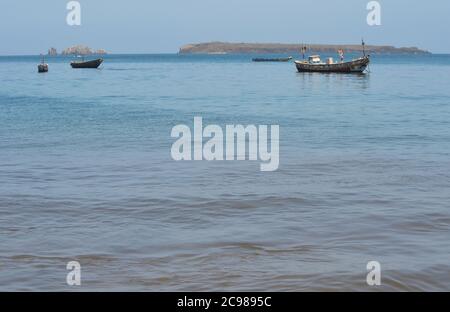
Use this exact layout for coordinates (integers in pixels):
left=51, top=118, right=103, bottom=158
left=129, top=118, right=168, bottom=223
left=295, top=56, right=370, bottom=73
left=70, top=58, right=103, bottom=69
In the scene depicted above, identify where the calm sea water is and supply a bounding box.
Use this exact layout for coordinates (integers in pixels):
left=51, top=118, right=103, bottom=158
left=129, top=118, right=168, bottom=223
left=1, top=54, right=450, bottom=291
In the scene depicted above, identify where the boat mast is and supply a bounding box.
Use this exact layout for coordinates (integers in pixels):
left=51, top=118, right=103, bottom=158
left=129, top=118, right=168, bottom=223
left=362, top=38, right=366, bottom=56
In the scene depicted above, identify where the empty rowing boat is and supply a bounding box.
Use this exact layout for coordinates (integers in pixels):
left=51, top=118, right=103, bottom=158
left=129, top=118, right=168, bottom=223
left=252, top=57, right=293, bottom=62
left=70, top=58, right=103, bottom=69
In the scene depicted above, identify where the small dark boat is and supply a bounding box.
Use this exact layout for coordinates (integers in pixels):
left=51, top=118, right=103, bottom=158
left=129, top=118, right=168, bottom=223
left=295, top=55, right=370, bottom=73
left=38, top=55, right=48, bottom=73
left=70, top=58, right=103, bottom=69
left=38, top=63, right=48, bottom=73
left=253, top=57, right=293, bottom=62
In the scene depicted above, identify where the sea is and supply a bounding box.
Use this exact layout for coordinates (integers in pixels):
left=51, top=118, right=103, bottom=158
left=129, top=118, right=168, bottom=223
left=1, top=53, right=450, bottom=291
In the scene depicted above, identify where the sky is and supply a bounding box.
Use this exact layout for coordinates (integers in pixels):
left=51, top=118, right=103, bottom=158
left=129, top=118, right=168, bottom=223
left=1, top=0, right=449, bottom=55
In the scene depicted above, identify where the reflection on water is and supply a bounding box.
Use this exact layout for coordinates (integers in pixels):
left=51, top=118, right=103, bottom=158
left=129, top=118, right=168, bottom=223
left=296, top=72, right=370, bottom=92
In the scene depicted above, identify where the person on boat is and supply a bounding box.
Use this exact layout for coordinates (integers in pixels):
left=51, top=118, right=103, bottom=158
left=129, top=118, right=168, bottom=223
left=338, top=49, right=345, bottom=63
left=301, top=46, right=307, bottom=60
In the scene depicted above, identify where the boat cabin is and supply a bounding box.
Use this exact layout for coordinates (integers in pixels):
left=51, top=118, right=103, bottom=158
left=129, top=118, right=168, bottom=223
left=308, top=55, right=322, bottom=64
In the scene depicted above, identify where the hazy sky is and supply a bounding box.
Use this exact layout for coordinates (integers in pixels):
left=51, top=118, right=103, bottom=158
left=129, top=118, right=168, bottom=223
left=1, top=0, right=449, bottom=55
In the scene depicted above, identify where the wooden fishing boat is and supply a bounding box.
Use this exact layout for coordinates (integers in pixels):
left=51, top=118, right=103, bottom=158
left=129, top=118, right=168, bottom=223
left=253, top=56, right=293, bottom=62
left=295, top=40, right=370, bottom=73
left=70, top=58, right=103, bottom=69
left=38, top=63, right=48, bottom=73
left=295, top=55, right=370, bottom=73
left=38, top=55, right=48, bottom=73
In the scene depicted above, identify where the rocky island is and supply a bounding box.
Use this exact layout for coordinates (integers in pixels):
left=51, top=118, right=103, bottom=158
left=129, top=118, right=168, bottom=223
left=47, top=47, right=58, bottom=56
left=179, top=42, right=430, bottom=55
left=60, top=45, right=107, bottom=56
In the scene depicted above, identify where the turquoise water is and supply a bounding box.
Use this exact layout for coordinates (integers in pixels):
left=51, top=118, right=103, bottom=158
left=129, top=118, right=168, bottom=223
left=1, top=54, right=450, bottom=291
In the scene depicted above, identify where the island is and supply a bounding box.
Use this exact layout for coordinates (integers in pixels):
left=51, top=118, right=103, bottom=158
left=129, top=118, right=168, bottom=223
left=60, top=45, right=108, bottom=56
left=179, top=42, right=430, bottom=55
left=47, top=47, right=58, bottom=56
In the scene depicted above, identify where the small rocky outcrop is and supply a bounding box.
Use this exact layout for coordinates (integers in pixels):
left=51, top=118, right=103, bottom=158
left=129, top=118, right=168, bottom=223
left=47, top=47, right=58, bottom=56
left=61, top=45, right=108, bottom=55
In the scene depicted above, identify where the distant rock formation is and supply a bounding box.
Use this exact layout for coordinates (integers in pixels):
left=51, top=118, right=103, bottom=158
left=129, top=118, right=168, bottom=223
left=61, top=45, right=108, bottom=56
left=179, top=42, right=431, bottom=55
left=95, top=49, right=108, bottom=55
left=47, top=47, right=58, bottom=56
left=62, top=45, right=91, bottom=55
